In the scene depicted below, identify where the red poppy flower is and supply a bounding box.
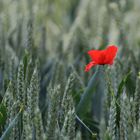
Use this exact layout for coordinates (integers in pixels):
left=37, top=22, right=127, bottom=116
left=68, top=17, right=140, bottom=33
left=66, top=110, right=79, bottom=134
left=85, top=45, right=118, bottom=72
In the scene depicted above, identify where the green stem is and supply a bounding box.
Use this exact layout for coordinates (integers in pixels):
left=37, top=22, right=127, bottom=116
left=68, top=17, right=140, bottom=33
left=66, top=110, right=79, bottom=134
left=76, top=115, right=97, bottom=137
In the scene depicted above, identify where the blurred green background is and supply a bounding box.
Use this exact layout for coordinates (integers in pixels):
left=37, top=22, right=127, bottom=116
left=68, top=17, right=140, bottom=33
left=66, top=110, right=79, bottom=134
left=0, top=0, right=140, bottom=140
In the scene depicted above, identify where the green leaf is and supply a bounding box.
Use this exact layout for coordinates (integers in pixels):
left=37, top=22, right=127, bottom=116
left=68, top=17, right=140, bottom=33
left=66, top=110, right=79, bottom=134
left=0, top=104, right=7, bottom=126
left=0, top=108, right=22, bottom=140
left=115, top=70, right=131, bottom=128
left=117, top=70, right=131, bottom=99
left=76, top=66, right=105, bottom=117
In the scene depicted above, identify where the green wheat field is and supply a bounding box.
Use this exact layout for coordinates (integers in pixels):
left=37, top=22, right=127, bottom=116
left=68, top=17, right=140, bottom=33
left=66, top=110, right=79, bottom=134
left=0, top=0, right=140, bottom=140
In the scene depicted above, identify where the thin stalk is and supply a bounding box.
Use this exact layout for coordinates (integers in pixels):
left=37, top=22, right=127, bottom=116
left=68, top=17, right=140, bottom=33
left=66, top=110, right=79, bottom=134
left=76, top=115, right=96, bottom=137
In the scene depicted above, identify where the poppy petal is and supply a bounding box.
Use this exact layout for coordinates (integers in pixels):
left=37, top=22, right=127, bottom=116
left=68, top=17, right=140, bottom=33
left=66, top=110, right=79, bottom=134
left=105, top=45, right=118, bottom=64
left=88, top=50, right=105, bottom=63
left=85, top=61, right=97, bottom=72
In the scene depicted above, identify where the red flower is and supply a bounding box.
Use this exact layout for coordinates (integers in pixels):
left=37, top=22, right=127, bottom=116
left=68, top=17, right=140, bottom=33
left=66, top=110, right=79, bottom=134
left=85, top=45, right=118, bottom=72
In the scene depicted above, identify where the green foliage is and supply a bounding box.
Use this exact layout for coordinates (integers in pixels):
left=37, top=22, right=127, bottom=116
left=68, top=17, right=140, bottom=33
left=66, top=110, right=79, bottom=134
left=0, top=0, right=140, bottom=140
left=76, top=66, right=101, bottom=116
left=0, top=104, right=7, bottom=126
left=1, top=108, right=22, bottom=140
